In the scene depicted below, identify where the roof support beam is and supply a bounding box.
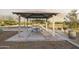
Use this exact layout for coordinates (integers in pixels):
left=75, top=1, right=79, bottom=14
left=24, top=18, right=26, bottom=27
left=27, top=18, right=28, bottom=31
left=18, top=15, right=21, bottom=37
left=52, top=15, right=55, bottom=36
left=45, top=18, right=48, bottom=30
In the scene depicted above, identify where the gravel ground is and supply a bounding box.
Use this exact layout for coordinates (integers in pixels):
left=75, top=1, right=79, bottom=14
left=0, top=31, right=18, bottom=42
left=0, top=41, right=78, bottom=49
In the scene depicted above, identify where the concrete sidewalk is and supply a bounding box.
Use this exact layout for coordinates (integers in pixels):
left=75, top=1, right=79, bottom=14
left=5, top=28, right=46, bottom=42
left=5, top=28, right=70, bottom=42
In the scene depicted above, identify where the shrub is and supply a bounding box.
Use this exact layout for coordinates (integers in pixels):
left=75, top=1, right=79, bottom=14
left=3, top=20, right=17, bottom=25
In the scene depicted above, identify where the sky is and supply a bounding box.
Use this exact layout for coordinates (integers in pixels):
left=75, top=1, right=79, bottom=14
left=0, top=9, right=78, bottom=22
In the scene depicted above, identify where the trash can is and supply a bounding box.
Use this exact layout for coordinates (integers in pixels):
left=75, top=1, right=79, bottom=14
left=68, top=30, right=76, bottom=39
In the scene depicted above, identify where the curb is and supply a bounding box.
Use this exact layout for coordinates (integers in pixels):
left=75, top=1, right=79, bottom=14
left=67, top=40, right=79, bottom=48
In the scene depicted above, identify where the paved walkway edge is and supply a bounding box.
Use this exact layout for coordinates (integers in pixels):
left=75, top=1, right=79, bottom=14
left=67, top=40, right=79, bottom=48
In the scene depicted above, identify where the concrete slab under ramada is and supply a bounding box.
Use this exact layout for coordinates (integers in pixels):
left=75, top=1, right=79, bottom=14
left=5, top=27, right=70, bottom=42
